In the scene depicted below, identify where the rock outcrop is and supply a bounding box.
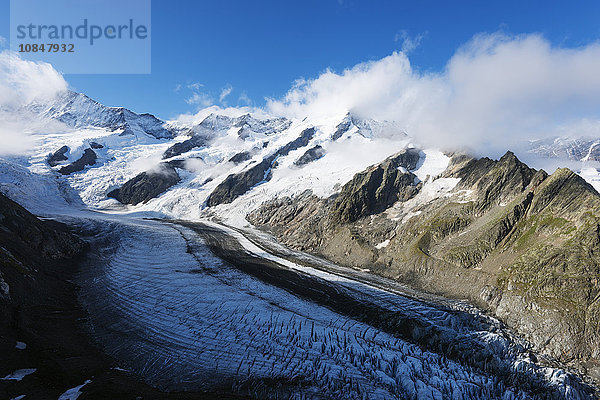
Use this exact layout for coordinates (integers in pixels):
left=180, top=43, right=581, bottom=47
left=206, top=128, right=316, bottom=207
left=108, top=164, right=180, bottom=205
left=206, top=157, right=275, bottom=207
left=163, top=135, right=210, bottom=159
left=47, top=146, right=69, bottom=167
left=330, top=148, right=421, bottom=223
left=229, top=151, right=253, bottom=164
left=58, top=148, right=97, bottom=175
left=294, top=145, right=326, bottom=166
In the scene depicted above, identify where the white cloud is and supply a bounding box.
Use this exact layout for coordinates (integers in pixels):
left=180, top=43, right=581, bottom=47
left=0, top=51, right=69, bottom=155
left=267, top=33, right=600, bottom=157
left=0, top=51, right=68, bottom=109
left=237, top=91, right=252, bottom=106
left=219, top=84, right=233, bottom=104
left=394, top=30, right=427, bottom=53
left=187, top=82, right=204, bottom=91
left=185, top=92, right=213, bottom=107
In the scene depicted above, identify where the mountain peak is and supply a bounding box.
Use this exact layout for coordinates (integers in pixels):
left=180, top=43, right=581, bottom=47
left=35, top=91, right=175, bottom=139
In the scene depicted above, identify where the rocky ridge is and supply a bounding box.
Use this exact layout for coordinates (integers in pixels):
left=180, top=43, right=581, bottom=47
left=248, top=150, right=600, bottom=383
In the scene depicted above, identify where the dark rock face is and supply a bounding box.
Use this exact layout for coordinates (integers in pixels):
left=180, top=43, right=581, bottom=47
left=165, top=159, right=185, bottom=169
left=276, top=127, right=316, bottom=157
left=294, top=145, right=326, bottom=166
left=332, top=116, right=352, bottom=141
left=0, top=193, right=89, bottom=398
left=163, top=135, right=209, bottom=159
left=47, top=146, right=69, bottom=167
left=229, top=151, right=252, bottom=164
left=108, top=164, right=180, bottom=205
left=0, top=193, right=86, bottom=264
left=89, top=141, right=104, bottom=149
left=58, top=148, right=97, bottom=175
left=206, top=157, right=275, bottom=207
left=163, top=157, right=203, bottom=171
left=206, top=128, right=317, bottom=207
left=331, top=149, right=422, bottom=223
left=449, top=151, right=538, bottom=212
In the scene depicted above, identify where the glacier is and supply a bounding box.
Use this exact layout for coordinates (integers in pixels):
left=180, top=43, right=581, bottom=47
left=0, top=92, right=598, bottom=399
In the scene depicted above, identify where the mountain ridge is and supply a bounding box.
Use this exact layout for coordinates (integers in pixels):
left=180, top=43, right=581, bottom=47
left=248, top=150, right=600, bottom=382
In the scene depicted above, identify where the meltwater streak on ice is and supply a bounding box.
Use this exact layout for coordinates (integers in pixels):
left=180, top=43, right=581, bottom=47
left=73, top=216, right=592, bottom=399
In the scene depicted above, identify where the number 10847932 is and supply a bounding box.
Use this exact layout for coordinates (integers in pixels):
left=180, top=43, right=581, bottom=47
left=19, top=43, right=75, bottom=52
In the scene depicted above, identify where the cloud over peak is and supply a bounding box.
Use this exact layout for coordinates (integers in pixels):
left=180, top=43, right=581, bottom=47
left=0, top=51, right=69, bottom=155
left=267, top=33, right=600, bottom=156
left=0, top=51, right=68, bottom=109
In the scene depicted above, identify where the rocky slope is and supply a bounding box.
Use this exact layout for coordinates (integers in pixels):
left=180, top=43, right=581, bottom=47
left=248, top=150, right=600, bottom=382
left=206, top=127, right=316, bottom=207
left=108, top=163, right=181, bottom=205
left=0, top=192, right=90, bottom=398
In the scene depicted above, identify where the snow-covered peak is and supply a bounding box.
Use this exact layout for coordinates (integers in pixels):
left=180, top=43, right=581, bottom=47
left=188, top=112, right=291, bottom=138
left=528, top=136, right=600, bottom=162
left=332, top=112, right=406, bottom=140
left=27, top=91, right=176, bottom=140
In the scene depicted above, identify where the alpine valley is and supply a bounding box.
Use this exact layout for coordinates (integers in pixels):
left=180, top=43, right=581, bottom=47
left=2, top=89, right=600, bottom=400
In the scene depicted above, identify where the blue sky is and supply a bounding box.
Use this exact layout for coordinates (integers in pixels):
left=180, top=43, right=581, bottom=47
left=1, top=0, right=600, bottom=120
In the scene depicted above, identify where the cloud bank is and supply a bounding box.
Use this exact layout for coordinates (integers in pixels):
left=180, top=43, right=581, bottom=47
left=0, top=51, right=69, bottom=155
left=0, top=51, right=68, bottom=109
left=266, top=33, right=600, bottom=157
left=3, top=34, right=600, bottom=159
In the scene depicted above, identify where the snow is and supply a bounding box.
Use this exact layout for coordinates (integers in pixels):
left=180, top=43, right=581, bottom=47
left=578, top=167, right=600, bottom=193
left=375, top=239, right=390, bottom=249
left=1, top=102, right=414, bottom=228
left=387, top=176, right=460, bottom=223
left=58, top=380, right=92, bottom=400
left=1, top=369, right=36, bottom=381
left=412, top=149, right=451, bottom=183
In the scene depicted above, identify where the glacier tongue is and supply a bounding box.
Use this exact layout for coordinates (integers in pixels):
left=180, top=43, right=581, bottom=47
left=72, top=215, right=591, bottom=399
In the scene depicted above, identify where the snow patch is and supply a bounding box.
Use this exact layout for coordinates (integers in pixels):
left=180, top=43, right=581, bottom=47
left=1, top=368, right=36, bottom=381
left=388, top=177, right=460, bottom=223
left=375, top=239, right=390, bottom=249
left=412, top=149, right=451, bottom=183
left=58, top=380, right=92, bottom=400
